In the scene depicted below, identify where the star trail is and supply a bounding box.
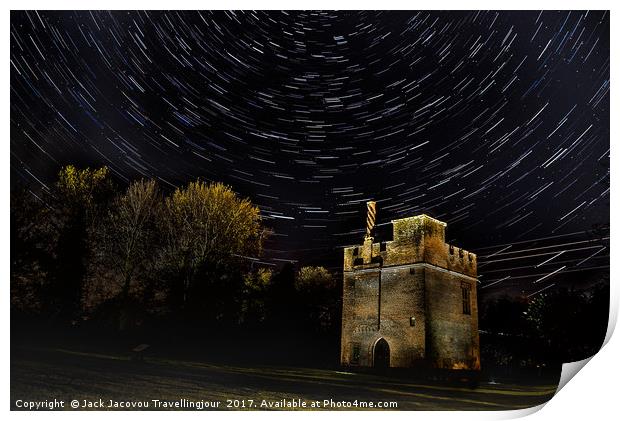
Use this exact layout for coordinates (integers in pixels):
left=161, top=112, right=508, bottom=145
left=10, top=10, right=609, bottom=297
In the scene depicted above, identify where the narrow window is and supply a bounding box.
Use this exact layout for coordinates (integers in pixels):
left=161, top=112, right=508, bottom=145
left=409, top=316, right=416, bottom=327
left=409, top=267, right=415, bottom=275
left=380, top=242, right=387, bottom=252
left=461, top=282, right=471, bottom=315
left=352, top=247, right=359, bottom=256
left=351, top=343, right=361, bottom=364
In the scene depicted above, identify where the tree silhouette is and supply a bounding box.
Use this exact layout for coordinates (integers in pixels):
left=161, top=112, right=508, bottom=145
left=48, top=165, right=115, bottom=321
left=85, top=179, right=163, bottom=329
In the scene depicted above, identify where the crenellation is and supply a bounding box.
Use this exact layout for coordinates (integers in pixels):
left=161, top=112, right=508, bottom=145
left=344, top=215, right=476, bottom=277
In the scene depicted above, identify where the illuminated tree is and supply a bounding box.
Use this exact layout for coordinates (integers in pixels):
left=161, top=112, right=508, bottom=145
left=240, top=268, right=274, bottom=325
left=161, top=181, right=264, bottom=317
left=295, top=266, right=339, bottom=332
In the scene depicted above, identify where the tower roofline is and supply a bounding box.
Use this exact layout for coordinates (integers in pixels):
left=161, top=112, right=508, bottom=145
left=391, top=214, right=447, bottom=227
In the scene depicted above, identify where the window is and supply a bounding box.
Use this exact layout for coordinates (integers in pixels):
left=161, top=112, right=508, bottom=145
left=461, top=282, right=471, bottom=315
left=352, top=247, right=359, bottom=256
left=351, top=343, right=361, bottom=364
left=380, top=242, right=387, bottom=252
left=409, top=267, right=415, bottom=275
left=409, top=316, right=416, bottom=327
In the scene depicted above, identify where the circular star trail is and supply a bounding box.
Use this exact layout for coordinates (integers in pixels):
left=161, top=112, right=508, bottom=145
left=10, top=11, right=609, bottom=295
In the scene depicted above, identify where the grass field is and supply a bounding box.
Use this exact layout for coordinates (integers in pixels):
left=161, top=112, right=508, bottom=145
left=11, top=346, right=559, bottom=411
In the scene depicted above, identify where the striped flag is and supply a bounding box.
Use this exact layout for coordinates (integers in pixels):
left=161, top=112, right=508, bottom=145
left=365, top=201, right=376, bottom=239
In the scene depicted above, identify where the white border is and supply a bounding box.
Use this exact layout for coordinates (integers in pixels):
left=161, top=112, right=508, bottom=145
left=3, top=2, right=617, bottom=420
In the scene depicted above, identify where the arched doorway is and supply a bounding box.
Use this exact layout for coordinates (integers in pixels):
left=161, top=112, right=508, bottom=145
left=373, top=338, right=390, bottom=369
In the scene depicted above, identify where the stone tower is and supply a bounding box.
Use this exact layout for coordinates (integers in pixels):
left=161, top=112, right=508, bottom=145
left=340, top=204, right=480, bottom=371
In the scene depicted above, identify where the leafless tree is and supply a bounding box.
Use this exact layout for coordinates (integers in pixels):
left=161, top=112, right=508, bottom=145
left=85, top=179, right=161, bottom=313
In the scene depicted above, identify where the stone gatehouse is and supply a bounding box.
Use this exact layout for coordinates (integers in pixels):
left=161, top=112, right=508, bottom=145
left=340, top=210, right=480, bottom=371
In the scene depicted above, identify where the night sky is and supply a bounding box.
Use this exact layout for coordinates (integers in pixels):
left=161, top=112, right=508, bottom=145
left=10, top=11, right=609, bottom=297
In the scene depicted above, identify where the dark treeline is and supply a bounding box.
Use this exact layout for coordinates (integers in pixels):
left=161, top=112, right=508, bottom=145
left=11, top=165, right=341, bottom=365
left=478, top=281, right=609, bottom=378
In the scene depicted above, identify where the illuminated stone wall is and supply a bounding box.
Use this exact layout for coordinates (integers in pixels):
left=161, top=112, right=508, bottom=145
left=341, top=215, right=480, bottom=370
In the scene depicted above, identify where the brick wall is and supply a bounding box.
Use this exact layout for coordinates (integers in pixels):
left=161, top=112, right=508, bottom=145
left=340, top=214, right=480, bottom=371
left=425, top=267, right=480, bottom=370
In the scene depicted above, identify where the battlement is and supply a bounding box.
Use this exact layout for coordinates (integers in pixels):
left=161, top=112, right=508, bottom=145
left=343, top=214, right=476, bottom=277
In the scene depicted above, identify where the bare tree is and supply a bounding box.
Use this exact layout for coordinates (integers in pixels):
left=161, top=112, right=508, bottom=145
left=85, top=179, right=161, bottom=314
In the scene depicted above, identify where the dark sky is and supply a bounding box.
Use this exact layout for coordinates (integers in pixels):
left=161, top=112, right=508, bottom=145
left=10, top=11, right=609, bottom=297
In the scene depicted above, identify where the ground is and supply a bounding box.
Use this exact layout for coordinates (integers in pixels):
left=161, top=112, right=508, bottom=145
left=11, top=346, right=559, bottom=411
